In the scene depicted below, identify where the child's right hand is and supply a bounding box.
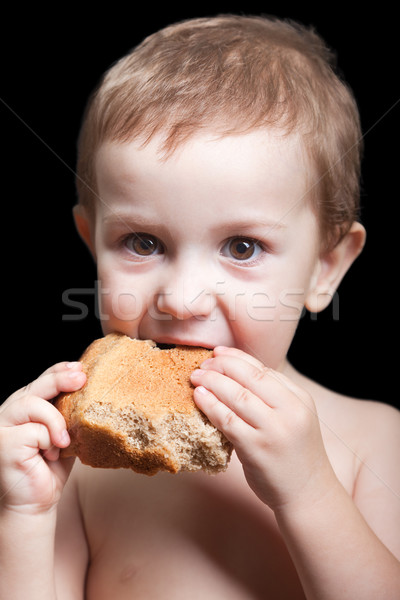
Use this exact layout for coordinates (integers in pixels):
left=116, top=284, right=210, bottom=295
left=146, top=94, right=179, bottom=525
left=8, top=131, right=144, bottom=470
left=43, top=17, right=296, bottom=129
left=0, top=362, right=86, bottom=515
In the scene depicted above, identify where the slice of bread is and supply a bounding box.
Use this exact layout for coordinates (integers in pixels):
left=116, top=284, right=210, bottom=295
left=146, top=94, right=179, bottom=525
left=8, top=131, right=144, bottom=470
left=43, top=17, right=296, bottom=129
left=55, top=333, right=233, bottom=475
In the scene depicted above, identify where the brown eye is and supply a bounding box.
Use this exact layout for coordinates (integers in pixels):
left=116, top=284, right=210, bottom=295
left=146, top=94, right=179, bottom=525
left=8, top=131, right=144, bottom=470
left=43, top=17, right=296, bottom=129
left=225, top=237, right=260, bottom=261
left=126, top=233, right=162, bottom=256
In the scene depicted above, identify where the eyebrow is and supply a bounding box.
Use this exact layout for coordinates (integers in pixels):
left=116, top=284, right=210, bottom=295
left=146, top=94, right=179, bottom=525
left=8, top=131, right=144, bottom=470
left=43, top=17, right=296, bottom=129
left=102, top=212, right=287, bottom=236
left=103, top=212, right=154, bottom=226
left=215, top=219, right=287, bottom=233
left=101, top=212, right=159, bottom=233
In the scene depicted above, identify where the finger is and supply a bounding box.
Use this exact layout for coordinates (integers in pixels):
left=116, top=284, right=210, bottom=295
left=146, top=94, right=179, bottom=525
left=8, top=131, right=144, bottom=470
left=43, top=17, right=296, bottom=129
left=7, top=422, right=67, bottom=467
left=40, top=361, right=83, bottom=378
left=191, top=367, right=270, bottom=428
left=213, top=346, right=265, bottom=369
left=4, top=363, right=84, bottom=408
left=42, top=445, right=61, bottom=462
left=193, top=385, right=252, bottom=446
left=14, top=367, right=86, bottom=403
left=4, top=422, right=53, bottom=457
left=197, top=354, right=290, bottom=409
left=201, top=353, right=312, bottom=412
left=0, top=396, right=71, bottom=448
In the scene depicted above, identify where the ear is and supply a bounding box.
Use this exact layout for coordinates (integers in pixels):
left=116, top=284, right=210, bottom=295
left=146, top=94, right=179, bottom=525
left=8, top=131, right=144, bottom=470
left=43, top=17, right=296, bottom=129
left=73, top=204, right=96, bottom=259
left=305, top=221, right=366, bottom=313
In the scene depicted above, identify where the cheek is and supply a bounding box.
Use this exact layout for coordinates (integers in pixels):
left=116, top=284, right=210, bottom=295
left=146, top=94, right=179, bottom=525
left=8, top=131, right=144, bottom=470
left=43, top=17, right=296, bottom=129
left=226, top=277, right=306, bottom=324
left=225, top=283, right=305, bottom=369
left=96, top=264, right=149, bottom=334
left=102, top=291, right=143, bottom=322
left=244, top=289, right=305, bottom=323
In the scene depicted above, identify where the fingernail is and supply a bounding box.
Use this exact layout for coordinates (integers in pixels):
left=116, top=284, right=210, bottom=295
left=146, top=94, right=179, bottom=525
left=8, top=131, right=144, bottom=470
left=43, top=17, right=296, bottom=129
left=195, top=385, right=208, bottom=395
left=191, top=369, right=205, bottom=377
left=66, top=361, right=81, bottom=369
left=60, top=429, right=70, bottom=445
left=200, top=358, right=213, bottom=368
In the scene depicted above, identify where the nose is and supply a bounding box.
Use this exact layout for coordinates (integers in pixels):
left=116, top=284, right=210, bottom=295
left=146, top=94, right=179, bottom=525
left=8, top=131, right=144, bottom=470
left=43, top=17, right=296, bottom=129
left=154, top=260, right=217, bottom=321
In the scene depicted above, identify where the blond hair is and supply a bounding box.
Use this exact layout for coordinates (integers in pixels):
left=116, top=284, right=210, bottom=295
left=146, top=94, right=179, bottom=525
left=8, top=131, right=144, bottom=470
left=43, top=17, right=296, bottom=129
left=76, top=14, right=362, bottom=249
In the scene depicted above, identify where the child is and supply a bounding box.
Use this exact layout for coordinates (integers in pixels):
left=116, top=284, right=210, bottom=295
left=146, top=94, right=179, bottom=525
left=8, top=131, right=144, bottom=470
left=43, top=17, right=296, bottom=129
left=1, top=14, right=399, bottom=599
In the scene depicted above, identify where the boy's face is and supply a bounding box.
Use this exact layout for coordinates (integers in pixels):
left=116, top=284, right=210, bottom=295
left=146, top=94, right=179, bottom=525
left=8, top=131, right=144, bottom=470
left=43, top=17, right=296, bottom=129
left=89, top=130, right=322, bottom=370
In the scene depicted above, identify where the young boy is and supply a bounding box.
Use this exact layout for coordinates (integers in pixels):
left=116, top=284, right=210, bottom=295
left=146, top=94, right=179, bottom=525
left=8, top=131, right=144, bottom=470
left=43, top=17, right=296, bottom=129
left=1, top=14, right=400, bottom=599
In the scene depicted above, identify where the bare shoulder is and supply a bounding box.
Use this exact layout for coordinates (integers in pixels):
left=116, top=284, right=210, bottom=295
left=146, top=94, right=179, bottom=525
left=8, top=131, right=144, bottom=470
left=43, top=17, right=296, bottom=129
left=328, top=391, right=400, bottom=452
left=311, top=383, right=400, bottom=558
left=333, top=391, right=400, bottom=434
left=287, top=362, right=400, bottom=441
left=289, top=365, right=400, bottom=556
left=351, top=396, right=400, bottom=437
left=312, top=371, right=400, bottom=465
left=346, top=395, right=400, bottom=482
left=350, top=399, right=400, bottom=557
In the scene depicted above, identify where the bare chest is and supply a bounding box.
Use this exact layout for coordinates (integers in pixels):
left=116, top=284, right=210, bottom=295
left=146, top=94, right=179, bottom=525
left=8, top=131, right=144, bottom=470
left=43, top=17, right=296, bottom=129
left=80, top=457, right=306, bottom=599
left=78, top=389, right=359, bottom=600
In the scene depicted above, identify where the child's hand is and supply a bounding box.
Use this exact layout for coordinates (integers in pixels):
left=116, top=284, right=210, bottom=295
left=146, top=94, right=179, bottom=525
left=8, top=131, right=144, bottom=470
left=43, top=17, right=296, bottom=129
left=191, top=347, right=336, bottom=512
left=0, top=362, right=86, bottom=515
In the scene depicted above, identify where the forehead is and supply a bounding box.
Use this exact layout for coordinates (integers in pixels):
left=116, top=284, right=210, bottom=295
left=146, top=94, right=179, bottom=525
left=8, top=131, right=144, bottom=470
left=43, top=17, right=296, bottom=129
left=95, top=129, right=311, bottom=210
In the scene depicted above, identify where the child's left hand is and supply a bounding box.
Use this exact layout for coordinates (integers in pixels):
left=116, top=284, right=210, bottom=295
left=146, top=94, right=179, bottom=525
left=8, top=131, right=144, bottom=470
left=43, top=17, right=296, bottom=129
left=190, top=346, right=337, bottom=512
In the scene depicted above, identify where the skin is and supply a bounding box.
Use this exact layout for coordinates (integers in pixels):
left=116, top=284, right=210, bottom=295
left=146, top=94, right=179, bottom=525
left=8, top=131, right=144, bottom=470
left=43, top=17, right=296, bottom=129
left=1, top=129, right=400, bottom=599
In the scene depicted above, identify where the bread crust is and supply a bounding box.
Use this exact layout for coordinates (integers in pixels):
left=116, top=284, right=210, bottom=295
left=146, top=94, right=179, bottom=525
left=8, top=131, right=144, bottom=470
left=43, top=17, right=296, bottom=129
left=55, top=334, right=232, bottom=475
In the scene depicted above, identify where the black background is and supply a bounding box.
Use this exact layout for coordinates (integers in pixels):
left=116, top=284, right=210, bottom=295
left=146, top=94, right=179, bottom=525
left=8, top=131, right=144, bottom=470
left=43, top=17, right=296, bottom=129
left=1, top=3, right=398, bottom=407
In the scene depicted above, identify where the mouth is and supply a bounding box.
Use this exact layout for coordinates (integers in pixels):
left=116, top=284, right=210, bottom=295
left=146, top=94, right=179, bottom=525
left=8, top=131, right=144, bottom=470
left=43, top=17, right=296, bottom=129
left=154, top=338, right=214, bottom=351
left=156, top=343, right=178, bottom=350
